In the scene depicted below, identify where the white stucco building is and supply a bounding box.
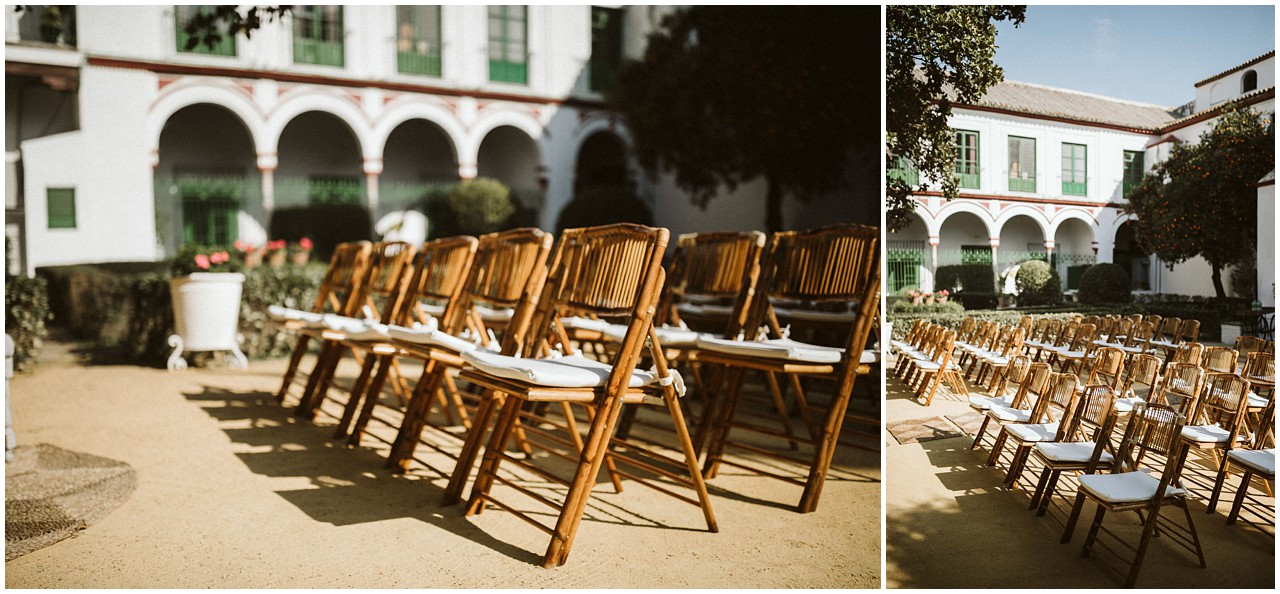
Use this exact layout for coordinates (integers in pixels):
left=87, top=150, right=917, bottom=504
left=5, top=5, right=872, bottom=275
left=890, top=51, right=1275, bottom=303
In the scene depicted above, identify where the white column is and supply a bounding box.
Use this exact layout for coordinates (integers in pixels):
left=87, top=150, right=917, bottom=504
left=364, top=157, right=383, bottom=216
left=257, top=152, right=278, bottom=212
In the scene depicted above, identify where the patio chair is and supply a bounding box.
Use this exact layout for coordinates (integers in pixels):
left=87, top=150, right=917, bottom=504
left=972, top=326, right=1026, bottom=389
left=912, top=330, right=967, bottom=407
left=271, top=241, right=372, bottom=404
left=697, top=223, right=881, bottom=512
left=970, top=361, right=1051, bottom=450
left=967, top=354, right=1031, bottom=412
left=1092, top=317, right=1131, bottom=350
left=1028, top=385, right=1121, bottom=516
left=1201, top=346, right=1238, bottom=376
left=1113, top=352, right=1161, bottom=413
left=1044, top=322, right=1095, bottom=370
left=1208, top=394, right=1274, bottom=521
left=1239, top=351, right=1275, bottom=447
left=957, top=320, right=1000, bottom=370
left=1035, top=320, right=1079, bottom=365
left=1171, top=341, right=1205, bottom=367
left=1233, top=336, right=1266, bottom=373
left=988, top=372, right=1081, bottom=486
left=1149, top=362, right=1206, bottom=418
left=1147, top=318, right=1199, bottom=364
left=899, top=323, right=945, bottom=386
left=443, top=223, right=718, bottom=568
left=1060, top=401, right=1203, bottom=588
left=1176, top=373, right=1252, bottom=503
left=1116, top=321, right=1154, bottom=362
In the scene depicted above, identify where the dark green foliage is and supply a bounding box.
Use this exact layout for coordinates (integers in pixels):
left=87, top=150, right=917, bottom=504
left=269, top=203, right=372, bottom=261
left=954, top=292, right=998, bottom=310
left=556, top=185, right=654, bottom=233
left=1078, top=263, right=1132, bottom=305
left=5, top=275, right=51, bottom=372
left=935, top=264, right=996, bottom=293
left=890, top=300, right=965, bottom=315
left=446, top=178, right=517, bottom=236
left=610, top=6, right=879, bottom=232
left=1015, top=260, right=1062, bottom=306
left=239, top=264, right=327, bottom=359
left=886, top=5, right=1026, bottom=231
left=1230, top=250, right=1257, bottom=300
left=177, top=5, right=291, bottom=50
left=1141, top=303, right=1225, bottom=343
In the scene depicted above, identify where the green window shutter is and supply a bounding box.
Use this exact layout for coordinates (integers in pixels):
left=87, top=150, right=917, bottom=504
left=1007, top=136, right=1036, bottom=193
left=175, top=5, right=236, bottom=56
left=293, top=5, right=344, bottom=67
left=589, top=6, right=622, bottom=93
left=888, top=156, right=919, bottom=186
left=396, top=5, right=442, bottom=76
left=1061, top=143, right=1087, bottom=196
left=953, top=130, right=980, bottom=189
left=46, top=187, right=76, bottom=229
left=488, top=6, right=528, bottom=84
left=1122, top=150, right=1144, bottom=198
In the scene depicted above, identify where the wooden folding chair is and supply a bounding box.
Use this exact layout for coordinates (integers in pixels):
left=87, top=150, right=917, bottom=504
left=1149, top=361, right=1206, bottom=418
left=272, top=241, right=372, bottom=405
left=378, top=228, right=552, bottom=467
left=971, top=362, right=1052, bottom=450
left=985, top=371, right=1079, bottom=473
left=1061, top=402, right=1203, bottom=588
left=292, top=241, right=418, bottom=419
left=697, top=223, right=880, bottom=512
left=1113, top=352, right=1161, bottom=413
left=1177, top=372, right=1251, bottom=502
left=441, top=223, right=716, bottom=568
left=968, top=354, right=1032, bottom=413
left=1028, top=384, right=1120, bottom=515
left=1240, top=351, right=1275, bottom=447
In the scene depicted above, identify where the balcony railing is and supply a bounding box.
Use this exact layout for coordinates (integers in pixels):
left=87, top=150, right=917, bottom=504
left=397, top=52, right=441, bottom=76
left=1062, top=180, right=1087, bottom=196
left=1008, top=176, right=1036, bottom=193
left=294, top=38, right=344, bottom=67
left=888, top=166, right=920, bottom=187
left=956, top=172, right=980, bottom=190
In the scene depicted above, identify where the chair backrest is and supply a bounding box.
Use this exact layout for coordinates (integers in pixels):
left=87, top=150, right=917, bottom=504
left=1109, top=318, right=1133, bottom=343
left=1154, top=362, right=1205, bottom=417
left=1011, top=362, right=1053, bottom=409
left=1234, top=335, right=1266, bottom=362
left=1055, top=384, right=1118, bottom=443
left=662, top=230, right=766, bottom=339
left=1124, top=321, right=1154, bottom=349
left=1155, top=317, right=1181, bottom=341
left=1172, top=341, right=1204, bottom=365
left=956, top=317, right=977, bottom=342
left=447, top=228, right=553, bottom=351
left=1094, top=402, right=1185, bottom=486
left=1029, top=372, right=1080, bottom=424
left=1065, top=323, right=1096, bottom=352
left=1080, top=315, right=1100, bottom=328
left=395, top=235, right=478, bottom=328
left=1242, top=351, right=1275, bottom=385
left=353, top=241, right=418, bottom=324
left=312, top=241, right=373, bottom=316
left=1017, top=315, right=1033, bottom=333
left=1175, top=318, right=1201, bottom=344
left=1118, top=353, right=1161, bottom=401
left=1086, top=346, right=1126, bottom=389
left=1190, top=374, right=1251, bottom=439
left=993, top=354, right=1032, bottom=397
left=1040, top=319, right=1064, bottom=344
left=1094, top=317, right=1116, bottom=341
left=1054, top=321, right=1080, bottom=349
left=1201, top=346, right=1238, bottom=374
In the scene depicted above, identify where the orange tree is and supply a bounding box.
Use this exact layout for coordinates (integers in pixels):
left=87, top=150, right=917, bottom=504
left=1124, top=107, right=1274, bottom=298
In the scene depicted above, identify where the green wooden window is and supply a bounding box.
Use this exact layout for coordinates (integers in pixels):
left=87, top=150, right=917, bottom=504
left=293, top=6, right=344, bottom=67
left=589, top=6, right=622, bottom=93
left=308, top=176, right=363, bottom=205
left=1007, top=136, right=1036, bottom=193
left=46, top=187, right=76, bottom=229
left=1122, top=150, right=1144, bottom=198
left=396, top=5, right=441, bottom=76
left=960, top=245, right=992, bottom=265
left=1061, top=143, right=1087, bottom=196
left=488, top=6, right=527, bottom=84
left=888, top=156, right=919, bottom=186
left=175, top=5, right=236, bottom=56
left=177, top=177, right=243, bottom=245
left=954, top=130, right=980, bottom=189
left=887, top=248, right=924, bottom=292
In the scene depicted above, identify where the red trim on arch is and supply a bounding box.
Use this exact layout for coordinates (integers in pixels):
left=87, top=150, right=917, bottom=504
left=911, top=190, right=1123, bottom=210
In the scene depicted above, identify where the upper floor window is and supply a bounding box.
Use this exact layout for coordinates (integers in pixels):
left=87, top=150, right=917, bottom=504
left=488, top=6, right=528, bottom=84
left=1061, top=143, right=1087, bottom=196
left=589, top=7, right=623, bottom=93
left=397, top=6, right=442, bottom=77
left=175, top=6, right=236, bottom=56
left=293, top=6, right=344, bottom=67
left=1007, top=136, right=1036, bottom=193
left=46, top=187, right=76, bottom=229
left=888, top=156, right=919, bottom=187
left=1242, top=69, right=1258, bottom=94
left=1122, top=150, right=1144, bottom=198
left=17, top=5, right=76, bottom=47
left=954, top=130, right=980, bottom=189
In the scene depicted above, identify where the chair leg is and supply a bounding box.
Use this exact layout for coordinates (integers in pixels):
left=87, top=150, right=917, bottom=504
left=970, top=416, right=992, bottom=450
left=276, top=334, right=312, bottom=404
left=763, top=371, right=803, bottom=450
left=442, top=388, right=503, bottom=505
left=462, top=392, right=524, bottom=512
left=1227, top=469, right=1255, bottom=525
left=1178, top=497, right=1207, bottom=568
left=1002, top=444, right=1031, bottom=489
left=1030, top=466, right=1052, bottom=511
left=660, top=385, right=719, bottom=531
left=295, top=343, right=342, bottom=418
left=347, top=357, right=394, bottom=446
left=1037, top=469, right=1064, bottom=517
left=986, top=428, right=1010, bottom=466
left=332, top=353, right=381, bottom=439
left=1124, top=503, right=1163, bottom=588
left=1061, top=492, right=1089, bottom=543
left=702, top=367, right=748, bottom=480
left=387, top=362, right=445, bottom=472
left=1081, top=504, right=1107, bottom=558
left=1206, top=451, right=1233, bottom=514
left=798, top=372, right=858, bottom=513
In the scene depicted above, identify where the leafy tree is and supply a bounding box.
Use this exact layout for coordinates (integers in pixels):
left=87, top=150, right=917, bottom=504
left=609, top=7, right=879, bottom=232
left=885, top=5, right=1025, bottom=231
left=177, top=5, right=293, bottom=51
left=1124, top=107, right=1273, bottom=298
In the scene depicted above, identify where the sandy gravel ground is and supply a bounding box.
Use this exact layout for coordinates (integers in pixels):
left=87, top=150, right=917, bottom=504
left=884, top=353, right=1275, bottom=589
left=5, top=336, right=880, bottom=588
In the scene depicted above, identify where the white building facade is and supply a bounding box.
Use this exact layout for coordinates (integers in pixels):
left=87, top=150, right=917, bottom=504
left=889, top=51, right=1275, bottom=303
left=6, top=5, right=871, bottom=275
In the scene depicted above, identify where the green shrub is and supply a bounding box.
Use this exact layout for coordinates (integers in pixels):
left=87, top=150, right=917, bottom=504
left=239, top=264, right=327, bottom=359
left=269, top=203, right=373, bottom=261
left=954, top=291, right=998, bottom=310
left=935, top=264, right=995, bottom=293
left=1078, top=263, right=1132, bottom=304
left=891, top=300, right=965, bottom=315
left=1230, top=255, right=1257, bottom=301
left=556, top=184, right=654, bottom=233
left=447, top=178, right=517, bottom=236
left=1015, top=260, right=1062, bottom=306
left=5, top=275, right=51, bottom=372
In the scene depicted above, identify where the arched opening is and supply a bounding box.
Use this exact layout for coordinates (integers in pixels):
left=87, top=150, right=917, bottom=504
left=573, top=131, right=628, bottom=194
left=1114, top=220, right=1151, bottom=291
left=887, top=212, right=929, bottom=292
left=937, top=211, right=991, bottom=267
left=476, top=125, right=542, bottom=209
left=379, top=118, right=458, bottom=221
left=1053, top=218, right=1096, bottom=290
left=272, top=110, right=368, bottom=258
left=1242, top=69, right=1258, bottom=94
left=155, top=103, right=260, bottom=255
left=997, top=215, right=1046, bottom=270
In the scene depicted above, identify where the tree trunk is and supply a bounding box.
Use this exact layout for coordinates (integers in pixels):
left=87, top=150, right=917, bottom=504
left=765, top=175, right=783, bottom=234
left=1211, top=263, right=1226, bottom=299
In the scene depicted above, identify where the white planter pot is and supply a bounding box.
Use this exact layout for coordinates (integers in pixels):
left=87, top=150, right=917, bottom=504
left=168, top=272, right=248, bottom=370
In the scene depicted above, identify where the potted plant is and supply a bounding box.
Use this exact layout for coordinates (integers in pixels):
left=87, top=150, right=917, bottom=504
left=265, top=239, right=287, bottom=268
left=289, top=237, right=313, bottom=266
left=167, top=245, right=248, bottom=370
left=234, top=240, right=262, bottom=270
left=908, top=289, right=922, bottom=306
left=937, top=289, right=950, bottom=304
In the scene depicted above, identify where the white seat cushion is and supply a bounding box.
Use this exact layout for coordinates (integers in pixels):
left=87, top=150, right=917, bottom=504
left=1006, top=422, right=1059, bottom=443
left=859, top=349, right=879, bottom=364
left=462, top=351, right=655, bottom=388
left=1180, top=424, right=1247, bottom=445
left=1034, top=441, right=1114, bottom=464
left=473, top=305, right=514, bottom=323
left=1060, top=350, right=1086, bottom=359
left=601, top=323, right=703, bottom=348
left=915, top=360, right=959, bottom=372
left=1227, top=448, right=1276, bottom=477
left=560, top=316, right=613, bottom=332
left=1079, top=470, right=1187, bottom=504
left=675, top=303, right=734, bottom=318
left=320, top=314, right=389, bottom=341
left=771, top=306, right=858, bottom=323
left=968, top=395, right=1013, bottom=410
left=267, top=305, right=324, bottom=325
left=1247, top=391, right=1269, bottom=409
left=987, top=404, right=1032, bottom=423
left=696, top=336, right=844, bottom=364
left=388, top=323, right=481, bottom=353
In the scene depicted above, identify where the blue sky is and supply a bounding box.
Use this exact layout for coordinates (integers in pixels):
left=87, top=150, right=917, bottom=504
left=994, top=5, right=1275, bottom=107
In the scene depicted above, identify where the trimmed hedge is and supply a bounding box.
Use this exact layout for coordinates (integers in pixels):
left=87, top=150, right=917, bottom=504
left=1015, top=260, right=1062, bottom=306
left=5, top=275, right=51, bottom=372
left=238, top=264, right=327, bottom=359
left=935, top=264, right=995, bottom=293
left=890, top=300, right=965, bottom=315
left=556, top=184, right=655, bottom=233
left=954, top=292, right=998, bottom=310
left=1078, top=263, right=1131, bottom=305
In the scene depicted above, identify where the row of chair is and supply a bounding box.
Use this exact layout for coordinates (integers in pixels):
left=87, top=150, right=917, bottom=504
left=265, top=222, right=880, bottom=567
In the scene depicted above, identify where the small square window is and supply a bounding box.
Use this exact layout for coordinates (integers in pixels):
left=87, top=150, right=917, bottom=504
left=47, top=187, right=76, bottom=229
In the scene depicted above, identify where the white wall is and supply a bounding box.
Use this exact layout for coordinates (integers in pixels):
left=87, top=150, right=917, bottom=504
left=1260, top=182, right=1276, bottom=307
left=1194, top=55, right=1276, bottom=111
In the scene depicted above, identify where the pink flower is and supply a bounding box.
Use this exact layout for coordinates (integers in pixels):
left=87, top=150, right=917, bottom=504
left=194, top=254, right=211, bottom=270
left=210, top=251, right=229, bottom=264
left=233, top=240, right=256, bottom=253
left=267, top=239, right=286, bottom=251
left=299, top=237, right=313, bottom=251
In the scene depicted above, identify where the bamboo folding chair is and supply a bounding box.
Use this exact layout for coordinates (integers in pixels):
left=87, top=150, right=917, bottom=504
left=1211, top=399, right=1275, bottom=528
left=697, top=223, right=880, bottom=513
left=914, top=331, right=968, bottom=407
left=957, top=321, right=1000, bottom=371
left=323, top=235, right=480, bottom=442
left=1116, top=321, right=1154, bottom=364
left=897, top=323, right=943, bottom=385
left=972, top=326, right=1026, bottom=388
left=1240, top=351, right=1275, bottom=447
left=440, top=224, right=717, bottom=568
left=1149, top=362, right=1206, bottom=418
left=1201, top=346, right=1238, bottom=376
left=1061, top=402, right=1203, bottom=588
left=377, top=228, right=552, bottom=467
left=1021, top=317, right=1050, bottom=350
left=1113, top=352, right=1161, bottom=413
left=1028, top=385, right=1121, bottom=516
left=985, top=372, right=1079, bottom=473
left=967, top=354, right=1032, bottom=412
left=292, top=241, right=418, bottom=419
left=1035, top=320, right=1079, bottom=365
left=1045, top=322, right=1095, bottom=371
left=1171, top=341, right=1205, bottom=367
left=1093, top=317, right=1132, bottom=350
left=1177, top=373, right=1251, bottom=500
left=970, top=362, right=1052, bottom=450
left=272, top=241, right=373, bottom=404
left=1233, top=336, right=1267, bottom=372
